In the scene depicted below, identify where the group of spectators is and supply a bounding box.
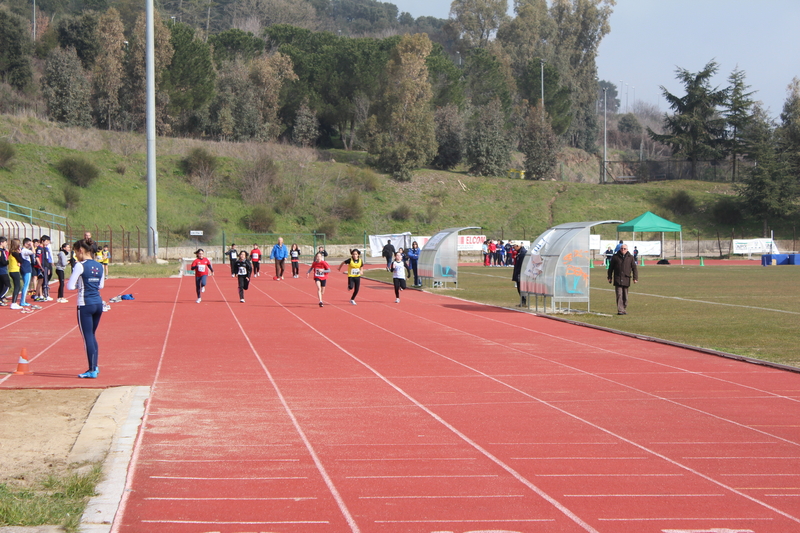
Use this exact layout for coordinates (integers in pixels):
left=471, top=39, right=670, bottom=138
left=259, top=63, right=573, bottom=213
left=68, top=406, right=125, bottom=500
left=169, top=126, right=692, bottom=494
left=482, top=239, right=519, bottom=267
left=0, top=232, right=109, bottom=312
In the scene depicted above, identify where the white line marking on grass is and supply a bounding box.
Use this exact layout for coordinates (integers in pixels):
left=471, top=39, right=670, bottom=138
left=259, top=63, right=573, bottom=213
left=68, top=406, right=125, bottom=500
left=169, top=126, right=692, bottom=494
left=341, top=299, right=800, bottom=525
left=215, top=279, right=361, bottom=533
left=110, top=277, right=181, bottom=533
left=254, top=286, right=602, bottom=533
left=593, top=287, right=800, bottom=315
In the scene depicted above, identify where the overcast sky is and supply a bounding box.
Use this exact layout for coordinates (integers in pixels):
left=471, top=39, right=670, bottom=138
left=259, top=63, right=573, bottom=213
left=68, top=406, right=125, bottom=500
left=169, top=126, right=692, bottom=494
left=391, top=0, right=800, bottom=118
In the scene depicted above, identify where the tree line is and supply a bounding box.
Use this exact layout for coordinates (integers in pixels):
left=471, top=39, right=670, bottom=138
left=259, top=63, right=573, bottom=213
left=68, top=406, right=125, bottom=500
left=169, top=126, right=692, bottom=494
left=0, top=0, right=615, bottom=182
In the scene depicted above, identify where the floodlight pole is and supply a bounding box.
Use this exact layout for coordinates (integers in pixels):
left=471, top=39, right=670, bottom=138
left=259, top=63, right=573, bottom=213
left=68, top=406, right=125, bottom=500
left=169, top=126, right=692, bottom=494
left=540, top=58, right=545, bottom=124
left=146, top=0, right=158, bottom=257
left=603, top=87, right=608, bottom=184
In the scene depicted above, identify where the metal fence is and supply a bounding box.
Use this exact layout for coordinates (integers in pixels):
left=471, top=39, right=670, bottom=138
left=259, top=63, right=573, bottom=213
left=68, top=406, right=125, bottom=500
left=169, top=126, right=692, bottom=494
left=605, top=159, right=755, bottom=183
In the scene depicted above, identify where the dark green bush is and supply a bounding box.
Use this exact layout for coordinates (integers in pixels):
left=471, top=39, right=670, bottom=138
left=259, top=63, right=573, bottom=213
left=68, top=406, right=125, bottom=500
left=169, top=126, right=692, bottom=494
left=663, top=190, right=696, bottom=215
left=390, top=204, right=412, bottom=221
left=191, top=219, right=219, bottom=244
left=63, top=185, right=80, bottom=209
left=181, top=147, right=218, bottom=178
left=0, top=140, right=15, bottom=169
left=337, top=191, right=364, bottom=220
left=245, top=206, right=275, bottom=233
left=56, top=156, right=100, bottom=187
left=711, top=196, right=744, bottom=226
left=315, top=218, right=338, bottom=239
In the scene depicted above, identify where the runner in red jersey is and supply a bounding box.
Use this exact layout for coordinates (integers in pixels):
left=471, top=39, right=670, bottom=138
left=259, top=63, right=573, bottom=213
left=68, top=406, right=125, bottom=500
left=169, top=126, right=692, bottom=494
left=306, top=252, right=330, bottom=307
left=190, top=249, right=214, bottom=303
left=250, top=244, right=261, bottom=277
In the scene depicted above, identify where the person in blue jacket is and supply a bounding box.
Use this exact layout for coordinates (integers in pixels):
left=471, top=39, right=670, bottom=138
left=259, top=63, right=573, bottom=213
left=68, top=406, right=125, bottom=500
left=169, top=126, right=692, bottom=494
left=67, top=239, right=105, bottom=378
left=407, top=241, right=421, bottom=286
left=270, top=237, right=289, bottom=280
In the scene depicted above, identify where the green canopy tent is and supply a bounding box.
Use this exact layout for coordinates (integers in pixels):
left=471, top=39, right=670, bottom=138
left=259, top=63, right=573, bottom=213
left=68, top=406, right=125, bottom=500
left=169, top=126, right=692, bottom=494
left=617, top=211, right=683, bottom=264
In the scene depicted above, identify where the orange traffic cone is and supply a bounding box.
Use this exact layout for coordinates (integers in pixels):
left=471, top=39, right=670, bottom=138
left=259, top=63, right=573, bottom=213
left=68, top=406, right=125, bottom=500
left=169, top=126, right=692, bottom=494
left=13, top=348, right=30, bottom=375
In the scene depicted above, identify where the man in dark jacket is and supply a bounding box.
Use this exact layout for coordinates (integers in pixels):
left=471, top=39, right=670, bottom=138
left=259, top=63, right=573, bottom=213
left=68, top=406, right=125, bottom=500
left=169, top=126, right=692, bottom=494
left=607, top=243, right=638, bottom=315
left=382, top=240, right=396, bottom=268
left=511, top=243, right=527, bottom=305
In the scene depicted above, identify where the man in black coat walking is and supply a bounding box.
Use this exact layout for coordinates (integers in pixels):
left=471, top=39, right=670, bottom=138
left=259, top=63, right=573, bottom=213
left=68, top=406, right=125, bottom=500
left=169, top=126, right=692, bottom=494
left=607, top=243, right=638, bottom=315
left=382, top=240, right=396, bottom=268
left=511, top=243, right=527, bottom=305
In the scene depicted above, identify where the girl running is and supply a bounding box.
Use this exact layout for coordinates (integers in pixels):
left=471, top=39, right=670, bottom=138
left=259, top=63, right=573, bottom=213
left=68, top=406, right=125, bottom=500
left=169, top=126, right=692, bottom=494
left=68, top=239, right=105, bottom=379
left=337, top=249, right=363, bottom=305
left=289, top=243, right=301, bottom=278
left=250, top=244, right=261, bottom=277
left=190, top=249, right=214, bottom=303
left=306, top=252, right=330, bottom=307
left=8, top=239, right=23, bottom=310
left=388, top=251, right=407, bottom=303
left=234, top=251, right=252, bottom=302
left=56, top=243, right=70, bottom=302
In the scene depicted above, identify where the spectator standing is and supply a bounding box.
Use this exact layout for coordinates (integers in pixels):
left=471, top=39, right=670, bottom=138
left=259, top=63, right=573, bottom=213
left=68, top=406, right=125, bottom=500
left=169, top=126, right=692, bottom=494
left=0, top=237, right=9, bottom=305
left=68, top=239, right=105, bottom=378
left=512, top=243, right=527, bottom=305
left=270, top=237, right=289, bottom=280
left=382, top=240, right=396, bottom=268
left=7, top=239, right=23, bottom=310
left=407, top=241, right=421, bottom=286
left=607, top=243, right=638, bottom=315
left=633, top=246, right=639, bottom=263
left=56, top=243, right=71, bottom=303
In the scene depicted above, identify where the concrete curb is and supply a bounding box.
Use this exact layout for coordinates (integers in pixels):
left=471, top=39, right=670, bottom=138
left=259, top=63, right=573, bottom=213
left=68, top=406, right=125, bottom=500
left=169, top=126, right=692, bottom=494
left=78, top=386, right=150, bottom=533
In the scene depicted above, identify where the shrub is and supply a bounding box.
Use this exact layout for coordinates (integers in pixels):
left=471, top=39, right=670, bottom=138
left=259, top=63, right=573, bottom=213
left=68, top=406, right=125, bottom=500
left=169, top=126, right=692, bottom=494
left=246, top=206, right=276, bottom=232
left=0, top=140, right=15, bottom=169
left=663, top=190, right=696, bottom=215
left=190, top=219, right=219, bottom=244
left=56, top=156, right=100, bottom=187
left=63, top=185, right=80, bottom=209
left=115, top=164, right=126, bottom=175
left=315, top=218, right=338, bottom=239
left=346, top=167, right=379, bottom=192
left=337, top=191, right=364, bottom=221
left=390, top=204, right=412, bottom=221
left=239, top=156, right=280, bottom=205
left=711, top=196, right=744, bottom=226
left=181, top=147, right=218, bottom=177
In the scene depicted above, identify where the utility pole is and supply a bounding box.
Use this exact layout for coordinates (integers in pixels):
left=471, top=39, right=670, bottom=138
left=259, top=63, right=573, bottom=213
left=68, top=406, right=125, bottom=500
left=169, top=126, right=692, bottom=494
left=540, top=58, right=545, bottom=124
left=603, top=87, right=608, bottom=184
left=146, top=0, right=158, bottom=257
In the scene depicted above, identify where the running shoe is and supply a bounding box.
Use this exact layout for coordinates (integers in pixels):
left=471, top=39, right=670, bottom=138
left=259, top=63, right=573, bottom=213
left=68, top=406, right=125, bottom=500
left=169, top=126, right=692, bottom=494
left=240, top=298, right=245, bottom=303
left=78, top=370, right=98, bottom=379
left=21, top=308, right=34, bottom=314
left=45, top=297, right=53, bottom=301
left=10, top=303, right=21, bottom=310
left=351, top=300, right=356, bottom=305
left=201, top=286, right=205, bottom=292
left=196, top=298, right=201, bottom=303
left=395, top=298, right=400, bottom=303
left=31, top=304, right=43, bottom=310
left=280, top=276, right=284, bottom=280
left=319, top=301, right=323, bottom=307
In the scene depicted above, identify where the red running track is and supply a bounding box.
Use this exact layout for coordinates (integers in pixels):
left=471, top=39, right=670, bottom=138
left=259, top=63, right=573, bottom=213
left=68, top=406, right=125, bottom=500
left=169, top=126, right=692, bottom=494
left=2, top=272, right=800, bottom=533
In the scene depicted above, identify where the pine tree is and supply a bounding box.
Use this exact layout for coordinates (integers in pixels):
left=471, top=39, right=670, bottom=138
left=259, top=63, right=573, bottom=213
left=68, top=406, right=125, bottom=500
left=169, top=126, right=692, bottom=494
left=432, top=103, right=465, bottom=170
left=522, top=104, right=559, bottom=180
left=723, top=67, right=755, bottom=182
left=41, top=47, right=92, bottom=127
left=465, top=99, right=511, bottom=176
left=92, top=8, right=125, bottom=130
left=292, top=97, right=319, bottom=147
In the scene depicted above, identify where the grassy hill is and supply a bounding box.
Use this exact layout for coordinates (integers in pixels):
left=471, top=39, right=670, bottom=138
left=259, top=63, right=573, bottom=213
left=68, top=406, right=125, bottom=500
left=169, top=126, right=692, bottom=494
left=0, top=113, right=790, bottom=246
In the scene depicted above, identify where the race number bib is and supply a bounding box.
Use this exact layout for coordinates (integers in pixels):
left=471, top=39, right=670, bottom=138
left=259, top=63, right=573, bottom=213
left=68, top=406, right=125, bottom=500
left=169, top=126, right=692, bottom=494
left=238, top=266, right=247, bottom=276
left=252, top=253, right=259, bottom=260
left=197, top=264, right=206, bottom=273
left=315, top=269, right=325, bottom=277
left=349, top=268, right=360, bottom=276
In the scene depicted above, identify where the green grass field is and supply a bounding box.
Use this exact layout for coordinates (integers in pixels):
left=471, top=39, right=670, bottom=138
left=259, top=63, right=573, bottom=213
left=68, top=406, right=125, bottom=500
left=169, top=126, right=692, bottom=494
left=365, top=264, right=800, bottom=368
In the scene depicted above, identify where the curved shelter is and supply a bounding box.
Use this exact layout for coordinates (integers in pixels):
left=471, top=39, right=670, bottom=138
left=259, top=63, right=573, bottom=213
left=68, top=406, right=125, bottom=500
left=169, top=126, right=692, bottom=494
left=520, top=220, right=622, bottom=312
left=418, top=226, right=480, bottom=287
left=617, top=211, right=683, bottom=264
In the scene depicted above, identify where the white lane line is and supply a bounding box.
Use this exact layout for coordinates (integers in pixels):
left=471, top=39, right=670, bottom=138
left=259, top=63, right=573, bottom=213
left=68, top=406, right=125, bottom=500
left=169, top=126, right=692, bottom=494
left=110, top=277, right=181, bottom=533
left=150, top=476, right=307, bottom=480
left=564, top=493, right=725, bottom=497
left=593, top=286, right=800, bottom=315
left=722, top=474, right=800, bottom=477
left=684, top=457, right=800, bottom=460
left=144, top=497, right=316, bottom=501
left=336, top=303, right=800, bottom=525
left=360, top=494, right=524, bottom=499
left=511, top=456, right=646, bottom=460
left=142, top=520, right=329, bottom=524
left=491, top=442, right=618, bottom=445
left=375, top=518, right=554, bottom=523
left=337, top=457, right=476, bottom=461
left=256, top=287, right=601, bottom=533
left=146, top=458, right=300, bottom=462
left=327, top=442, right=460, bottom=446
left=149, top=443, right=293, bottom=447
left=651, top=442, right=777, bottom=445
left=217, top=279, right=361, bottom=533
left=538, top=473, right=682, bottom=477
left=347, top=474, right=498, bottom=479
left=767, top=494, right=800, bottom=496
left=599, top=517, right=772, bottom=522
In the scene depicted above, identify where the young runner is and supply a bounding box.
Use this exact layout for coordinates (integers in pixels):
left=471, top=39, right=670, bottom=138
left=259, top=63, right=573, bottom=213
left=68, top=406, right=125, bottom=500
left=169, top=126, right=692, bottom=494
left=234, top=251, right=252, bottom=302
left=250, top=244, right=261, bottom=277
left=388, top=251, right=407, bottom=303
left=306, top=252, right=330, bottom=307
left=19, top=238, right=35, bottom=309
left=289, top=243, right=301, bottom=278
left=190, top=249, right=214, bottom=303
left=68, top=239, right=105, bottom=379
left=99, top=244, right=110, bottom=277
left=227, top=243, right=238, bottom=277
left=34, top=235, right=52, bottom=302
left=337, top=249, right=363, bottom=305
left=56, top=243, right=70, bottom=302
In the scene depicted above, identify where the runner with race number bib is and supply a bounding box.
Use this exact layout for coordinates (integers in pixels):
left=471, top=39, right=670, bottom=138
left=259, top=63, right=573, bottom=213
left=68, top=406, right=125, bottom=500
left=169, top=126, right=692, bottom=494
left=338, top=248, right=363, bottom=306
left=306, top=252, right=330, bottom=307
left=190, top=249, right=214, bottom=303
